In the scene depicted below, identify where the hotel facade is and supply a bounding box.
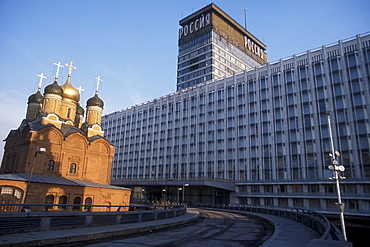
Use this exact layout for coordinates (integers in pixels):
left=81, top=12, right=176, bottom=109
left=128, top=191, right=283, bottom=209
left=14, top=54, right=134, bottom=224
left=102, top=4, right=370, bottom=216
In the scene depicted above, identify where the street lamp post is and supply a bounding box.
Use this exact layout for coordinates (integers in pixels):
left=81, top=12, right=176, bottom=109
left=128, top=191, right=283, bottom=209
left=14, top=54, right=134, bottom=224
left=24, top=147, right=46, bottom=206
left=177, top=188, right=182, bottom=203
left=182, top=183, right=189, bottom=203
left=327, top=114, right=347, bottom=241
left=162, top=189, right=166, bottom=203
left=165, top=178, right=173, bottom=206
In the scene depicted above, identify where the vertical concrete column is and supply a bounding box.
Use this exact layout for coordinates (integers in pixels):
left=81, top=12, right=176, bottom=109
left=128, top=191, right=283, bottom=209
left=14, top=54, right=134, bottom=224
left=40, top=217, right=51, bottom=230
left=116, top=215, right=122, bottom=224
left=85, top=215, right=93, bottom=226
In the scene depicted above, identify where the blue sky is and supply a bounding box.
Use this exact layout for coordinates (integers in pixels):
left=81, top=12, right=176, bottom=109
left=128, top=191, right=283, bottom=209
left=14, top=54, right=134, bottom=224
left=0, top=0, right=369, bottom=161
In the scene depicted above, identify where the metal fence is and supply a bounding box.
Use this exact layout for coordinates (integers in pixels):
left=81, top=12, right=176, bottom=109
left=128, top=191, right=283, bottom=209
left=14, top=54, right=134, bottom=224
left=0, top=203, right=186, bottom=235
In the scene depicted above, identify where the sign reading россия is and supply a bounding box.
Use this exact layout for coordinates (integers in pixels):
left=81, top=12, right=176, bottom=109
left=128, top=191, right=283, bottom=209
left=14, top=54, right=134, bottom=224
left=179, top=11, right=265, bottom=61
left=179, top=13, right=211, bottom=39
left=244, top=36, right=264, bottom=59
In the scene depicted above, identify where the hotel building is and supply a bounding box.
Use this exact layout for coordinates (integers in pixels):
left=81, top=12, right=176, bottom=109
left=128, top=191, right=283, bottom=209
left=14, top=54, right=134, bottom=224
left=102, top=4, right=370, bottom=215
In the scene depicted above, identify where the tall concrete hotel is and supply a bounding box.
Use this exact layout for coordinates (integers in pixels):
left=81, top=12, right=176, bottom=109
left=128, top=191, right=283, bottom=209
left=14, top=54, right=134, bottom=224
left=102, top=4, right=370, bottom=216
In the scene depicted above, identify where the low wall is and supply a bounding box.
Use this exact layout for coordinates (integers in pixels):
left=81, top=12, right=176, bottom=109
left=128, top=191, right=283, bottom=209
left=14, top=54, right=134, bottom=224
left=0, top=205, right=187, bottom=235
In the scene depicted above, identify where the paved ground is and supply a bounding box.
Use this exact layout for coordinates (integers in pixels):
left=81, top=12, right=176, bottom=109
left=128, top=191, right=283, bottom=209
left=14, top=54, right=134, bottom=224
left=0, top=208, right=350, bottom=247
left=80, top=208, right=274, bottom=247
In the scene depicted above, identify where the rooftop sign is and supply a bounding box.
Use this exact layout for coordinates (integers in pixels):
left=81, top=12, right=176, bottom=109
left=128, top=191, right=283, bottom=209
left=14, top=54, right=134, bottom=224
left=179, top=13, right=211, bottom=39
left=178, top=4, right=267, bottom=64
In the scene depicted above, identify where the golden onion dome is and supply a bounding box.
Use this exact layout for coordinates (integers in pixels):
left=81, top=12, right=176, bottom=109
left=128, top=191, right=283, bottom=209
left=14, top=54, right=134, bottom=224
left=87, top=92, right=104, bottom=108
left=60, top=75, right=80, bottom=102
left=28, top=89, right=44, bottom=104
left=44, top=79, right=63, bottom=96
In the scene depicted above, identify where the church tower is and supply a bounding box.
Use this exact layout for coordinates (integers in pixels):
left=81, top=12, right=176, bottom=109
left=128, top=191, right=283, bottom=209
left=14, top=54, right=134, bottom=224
left=75, top=103, right=85, bottom=128
left=25, top=73, right=45, bottom=121
left=40, top=62, right=64, bottom=128
left=60, top=62, right=80, bottom=125
left=82, top=76, right=105, bottom=137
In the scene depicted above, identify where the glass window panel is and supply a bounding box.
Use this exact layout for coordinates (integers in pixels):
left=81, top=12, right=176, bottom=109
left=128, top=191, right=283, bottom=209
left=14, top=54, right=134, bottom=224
left=338, top=124, right=348, bottom=136
left=314, top=63, right=323, bottom=75
left=352, top=81, right=361, bottom=93
left=350, top=68, right=359, bottom=80
left=357, top=122, right=368, bottom=135
left=337, top=111, right=346, bottom=122
left=299, top=67, right=307, bottom=79
left=330, top=58, right=340, bottom=71
left=332, top=72, right=341, bottom=83
left=285, top=71, right=293, bottom=82
left=356, top=108, right=366, bottom=120
left=334, top=84, right=342, bottom=96
left=360, top=136, right=370, bottom=149
left=316, top=76, right=324, bottom=87
left=336, top=97, right=344, bottom=109
left=340, top=138, right=349, bottom=150
left=354, top=94, right=363, bottom=106
left=347, top=54, right=357, bottom=67
left=290, top=118, right=296, bottom=128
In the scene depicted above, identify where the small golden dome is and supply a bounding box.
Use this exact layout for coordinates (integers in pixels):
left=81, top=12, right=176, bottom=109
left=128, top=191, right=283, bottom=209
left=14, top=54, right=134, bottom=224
left=60, top=75, right=80, bottom=102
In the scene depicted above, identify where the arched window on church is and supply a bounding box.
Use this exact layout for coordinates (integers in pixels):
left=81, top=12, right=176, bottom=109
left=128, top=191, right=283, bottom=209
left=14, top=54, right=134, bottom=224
left=47, top=160, right=55, bottom=171
left=73, top=196, right=82, bottom=210
left=0, top=186, right=23, bottom=212
left=84, top=197, right=92, bottom=211
left=58, top=195, right=68, bottom=210
left=67, top=108, right=71, bottom=118
left=69, top=163, right=77, bottom=174
left=44, top=194, right=54, bottom=211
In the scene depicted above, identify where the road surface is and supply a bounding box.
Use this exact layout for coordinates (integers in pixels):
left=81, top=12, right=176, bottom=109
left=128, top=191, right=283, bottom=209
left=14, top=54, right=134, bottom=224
left=76, top=208, right=274, bottom=247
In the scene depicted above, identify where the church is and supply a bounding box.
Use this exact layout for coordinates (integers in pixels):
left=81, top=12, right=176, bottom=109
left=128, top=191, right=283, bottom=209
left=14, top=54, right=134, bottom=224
left=0, top=62, right=131, bottom=212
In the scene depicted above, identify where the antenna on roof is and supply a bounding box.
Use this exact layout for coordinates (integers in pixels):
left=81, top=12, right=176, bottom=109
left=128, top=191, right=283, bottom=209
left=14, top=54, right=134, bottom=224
left=244, top=8, right=248, bottom=30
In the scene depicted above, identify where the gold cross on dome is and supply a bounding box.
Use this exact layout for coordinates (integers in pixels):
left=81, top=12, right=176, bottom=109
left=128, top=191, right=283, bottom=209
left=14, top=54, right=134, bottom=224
left=53, top=62, right=64, bottom=78
left=36, top=73, right=46, bottom=89
left=95, top=76, right=102, bottom=92
left=65, top=61, right=76, bottom=75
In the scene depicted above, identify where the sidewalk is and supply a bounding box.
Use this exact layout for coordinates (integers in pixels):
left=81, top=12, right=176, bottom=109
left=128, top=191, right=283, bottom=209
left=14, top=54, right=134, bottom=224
left=257, top=213, right=350, bottom=247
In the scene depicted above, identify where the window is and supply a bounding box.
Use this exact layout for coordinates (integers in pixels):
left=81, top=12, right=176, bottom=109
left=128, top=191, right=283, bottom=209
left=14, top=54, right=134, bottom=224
left=0, top=186, right=23, bottom=212
left=47, top=160, right=55, bottom=171
left=45, top=194, right=54, bottom=204
left=45, top=194, right=54, bottom=210
left=58, top=195, right=68, bottom=209
left=84, top=197, right=93, bottom=211
left=69, top=163, right=77, bottom=174
left=73, top=197, right=82, bottom=210
left=347, top=53, right=357, bottom=67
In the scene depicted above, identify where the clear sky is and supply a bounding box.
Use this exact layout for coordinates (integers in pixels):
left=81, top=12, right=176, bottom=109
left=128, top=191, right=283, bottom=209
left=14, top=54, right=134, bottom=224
left=0, top=0, right=369, bottom=162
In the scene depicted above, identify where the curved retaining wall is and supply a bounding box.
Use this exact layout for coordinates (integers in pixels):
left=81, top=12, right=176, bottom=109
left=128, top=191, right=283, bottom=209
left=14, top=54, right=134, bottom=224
left=0, top=206, right=187, bottom=235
